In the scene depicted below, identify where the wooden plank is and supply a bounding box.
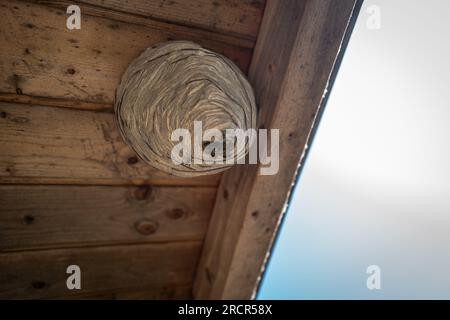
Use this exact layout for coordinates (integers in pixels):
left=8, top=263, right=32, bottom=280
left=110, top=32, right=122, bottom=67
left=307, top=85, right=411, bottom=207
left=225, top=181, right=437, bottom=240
left=38, top=0, right=265, bottom=40
left=30, top=0, right=256, bottom=49
left=194, top=0, right=360, bottom=299
left=0, top=242, right=200, bottom=299
left=0, top=185, right=215, bottom=251
left=0, top=0, right=252, bottom=106
left=0, top=102, right=221, bottom=186
left=0, top=93, right=112, bottom=112
left=81, top=0, right=265, bottom=39
left=68, top=285, right=192, bottom=299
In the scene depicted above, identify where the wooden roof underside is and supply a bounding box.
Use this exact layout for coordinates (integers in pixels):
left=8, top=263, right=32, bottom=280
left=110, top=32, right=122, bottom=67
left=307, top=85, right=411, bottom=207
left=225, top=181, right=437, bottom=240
left=0, top=0, right=359, bottom=299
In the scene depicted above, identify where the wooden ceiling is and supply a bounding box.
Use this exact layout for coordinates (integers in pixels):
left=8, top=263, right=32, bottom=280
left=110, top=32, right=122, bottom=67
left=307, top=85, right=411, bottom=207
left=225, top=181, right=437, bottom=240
left=0, top=0, right=265, bottom=299
left=0, top=0, right=359, bottom=299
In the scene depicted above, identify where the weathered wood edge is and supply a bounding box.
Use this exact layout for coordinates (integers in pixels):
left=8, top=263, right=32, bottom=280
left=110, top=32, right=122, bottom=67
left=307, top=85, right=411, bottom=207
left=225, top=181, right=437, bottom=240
left=193, top=0, right=362, bottom=299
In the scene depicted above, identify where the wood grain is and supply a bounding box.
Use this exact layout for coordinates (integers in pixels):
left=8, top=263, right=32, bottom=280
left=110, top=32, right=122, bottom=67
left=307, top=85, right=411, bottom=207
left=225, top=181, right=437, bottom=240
left=0, top=242, right=200, bottom=299
left=115, top=41, right=257, bottom=177
left=38, top=0, right=265, bottom=40
left=0, top=102, right=221, bottom=186
left=0, top=185, right=215, bottom=251
left=0, top=93, right=112, bottom=111
left=30, top=0, right=257, bottom=49
left=68, top=285, right=193, bottom=299
left=0, top=0, right=252, bottom=106
left=194, top=0, right=360, bottom=299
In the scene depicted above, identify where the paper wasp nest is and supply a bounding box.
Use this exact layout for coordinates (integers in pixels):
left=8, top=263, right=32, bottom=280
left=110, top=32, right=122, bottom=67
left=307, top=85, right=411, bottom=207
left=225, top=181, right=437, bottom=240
left=115, top=41, right=256, bottom=177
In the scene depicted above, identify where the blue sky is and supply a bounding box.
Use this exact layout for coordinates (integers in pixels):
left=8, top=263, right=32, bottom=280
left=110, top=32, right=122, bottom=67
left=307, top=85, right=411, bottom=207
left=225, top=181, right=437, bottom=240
left=258, top=0, right=450, bottom=299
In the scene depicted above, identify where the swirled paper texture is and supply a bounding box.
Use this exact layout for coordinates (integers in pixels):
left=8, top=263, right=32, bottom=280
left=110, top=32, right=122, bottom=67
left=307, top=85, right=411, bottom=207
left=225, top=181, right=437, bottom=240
left=115, top=41, right=257, bottom=177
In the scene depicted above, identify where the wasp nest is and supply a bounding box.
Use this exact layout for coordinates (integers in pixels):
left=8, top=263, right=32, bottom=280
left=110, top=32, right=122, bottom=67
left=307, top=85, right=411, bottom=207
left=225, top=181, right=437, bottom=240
left=115, top=41, right=256, bottom=177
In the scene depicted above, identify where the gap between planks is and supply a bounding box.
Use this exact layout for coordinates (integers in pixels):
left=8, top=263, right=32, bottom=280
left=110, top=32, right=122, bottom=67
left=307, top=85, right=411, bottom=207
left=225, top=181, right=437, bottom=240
left=0, top=93, right=113, bottom=112
left=0, top=239, right=203, bottom=254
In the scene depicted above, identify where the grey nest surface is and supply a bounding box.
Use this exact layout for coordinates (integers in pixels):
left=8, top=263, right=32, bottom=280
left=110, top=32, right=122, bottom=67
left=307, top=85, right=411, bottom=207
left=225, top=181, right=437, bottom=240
left=115, top=41, right=256, bottom=177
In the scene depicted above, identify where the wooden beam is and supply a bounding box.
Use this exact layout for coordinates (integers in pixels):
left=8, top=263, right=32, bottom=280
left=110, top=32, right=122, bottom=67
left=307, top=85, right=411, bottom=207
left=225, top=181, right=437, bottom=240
left=0, top=102, right=220, bottom=186
left=0, top=242, right=200, bottom=299
left=0, top=185, right=215, bottom=251
left=194, top=0, right=360, bottom=299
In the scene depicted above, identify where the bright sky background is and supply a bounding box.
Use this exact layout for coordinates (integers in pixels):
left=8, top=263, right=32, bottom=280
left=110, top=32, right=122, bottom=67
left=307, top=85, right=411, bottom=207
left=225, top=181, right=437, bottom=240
left=258, top=0, right=450, bottom=299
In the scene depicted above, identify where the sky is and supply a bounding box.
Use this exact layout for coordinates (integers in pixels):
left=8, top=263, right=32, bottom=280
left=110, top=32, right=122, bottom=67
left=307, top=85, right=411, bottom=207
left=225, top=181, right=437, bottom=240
left=258, top=0, right=450, bottom=299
